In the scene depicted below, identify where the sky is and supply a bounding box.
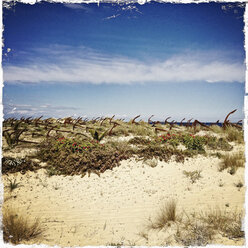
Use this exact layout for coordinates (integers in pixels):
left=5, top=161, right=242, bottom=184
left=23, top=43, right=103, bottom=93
left=2, top=1, right=246, bottom=122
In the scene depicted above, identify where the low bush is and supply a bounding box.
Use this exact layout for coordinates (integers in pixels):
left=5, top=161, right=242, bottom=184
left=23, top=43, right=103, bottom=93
left=183, top=134, right=205, bottom=151
left=37, top=136, right=133, bottom=176
left=135, top=142, right=185, bottom=163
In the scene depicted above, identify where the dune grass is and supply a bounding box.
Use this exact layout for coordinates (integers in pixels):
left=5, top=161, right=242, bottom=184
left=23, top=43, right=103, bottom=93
left=219, top=152, right=245, bottom=174
left=3, top=208, right=43, bottom=244
left=147, top=199, right=178, bottom=230
left=199, top=208, right=244, bottom=239
left=225, top=126, right=243, bottom=143
left=175, top=219, right=214, bottom=246
left=211, top=125, right=243, bottom=144
left=173, top=208, right=244, bottom=246
left=145, top=201, right=244, bottom=246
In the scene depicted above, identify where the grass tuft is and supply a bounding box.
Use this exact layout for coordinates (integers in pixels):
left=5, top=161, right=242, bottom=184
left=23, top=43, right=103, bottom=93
left=199, top=208, right=244, bottom=239
left=219, top=152, right=245, bottom=174
left=148, top=199, right=178, bottom=230
left=3, top=208, right=43, bottom=244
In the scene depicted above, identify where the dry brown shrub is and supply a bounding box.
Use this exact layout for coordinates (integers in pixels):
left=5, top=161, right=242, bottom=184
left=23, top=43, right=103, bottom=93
left=3, top=208, right=43, bottom=244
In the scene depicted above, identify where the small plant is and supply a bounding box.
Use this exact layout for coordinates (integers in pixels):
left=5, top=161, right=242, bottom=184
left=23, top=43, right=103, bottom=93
left=234, top=180, right=244, bottom=190
left=219, top=152, right=245, bottom=174
left=3, top=208, right=43, bottom=244
left=7, top=178, right=22, bottom=192
left=148, top=199, right=178, bottom=230
left=183, top=170, right=202, bottom=184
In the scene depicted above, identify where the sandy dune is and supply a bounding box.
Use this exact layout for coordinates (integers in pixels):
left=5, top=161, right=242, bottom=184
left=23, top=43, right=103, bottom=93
left=2, top=143, right=245, bottom=246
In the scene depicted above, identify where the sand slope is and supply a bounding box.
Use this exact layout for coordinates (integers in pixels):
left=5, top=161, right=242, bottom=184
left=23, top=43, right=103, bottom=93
left=2, top=143, right=245, bottom=246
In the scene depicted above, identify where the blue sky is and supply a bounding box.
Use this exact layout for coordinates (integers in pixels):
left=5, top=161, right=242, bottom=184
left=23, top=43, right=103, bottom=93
left=2, top=2, right=245, bottom=122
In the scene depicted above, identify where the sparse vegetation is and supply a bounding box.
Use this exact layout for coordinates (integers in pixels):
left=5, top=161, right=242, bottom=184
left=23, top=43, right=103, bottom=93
left=225, top=126, right=243, bottom=144
left=234, top=180, right=244, bottom=190
left=144, top=202, right=244, bottom=246
left=219, top=152, right=245, bottom=174
left=175, top=219, right=214, bottom=246
left=199, top=208, right=244, bottom=239
left=183, top=170, right=202, bottom=183
left=3, top=208, right=43, bottom=244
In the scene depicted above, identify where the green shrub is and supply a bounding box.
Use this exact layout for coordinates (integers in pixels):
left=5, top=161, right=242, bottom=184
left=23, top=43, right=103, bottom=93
left=37, top=136, right=132, bottom=176
left=183, top=134, right=205, bottom=151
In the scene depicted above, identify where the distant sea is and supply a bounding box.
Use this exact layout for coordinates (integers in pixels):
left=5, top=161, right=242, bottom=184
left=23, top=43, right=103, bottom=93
left=149, top=122, right=243, bottom=127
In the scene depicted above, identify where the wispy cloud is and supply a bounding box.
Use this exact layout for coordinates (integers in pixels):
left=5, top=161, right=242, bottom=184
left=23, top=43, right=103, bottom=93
left=4, top=103, right=81, bottom=118
left=3, top=45, right=245, bottom=85
left=103, top=14, right=121, bottom=20
left=103, top=3, right=142, bottom=20
left=63, top=3, right=91, bottom=12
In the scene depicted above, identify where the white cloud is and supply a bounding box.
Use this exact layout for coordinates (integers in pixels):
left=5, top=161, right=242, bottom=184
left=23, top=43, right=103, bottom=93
left=3, top=46, right=245, bottom=85
left=4, top=103, right=81, bottom=118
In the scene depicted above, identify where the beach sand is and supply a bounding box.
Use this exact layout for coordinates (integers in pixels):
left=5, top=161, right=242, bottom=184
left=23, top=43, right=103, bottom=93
left=2, top=139, right=245, bottom=246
